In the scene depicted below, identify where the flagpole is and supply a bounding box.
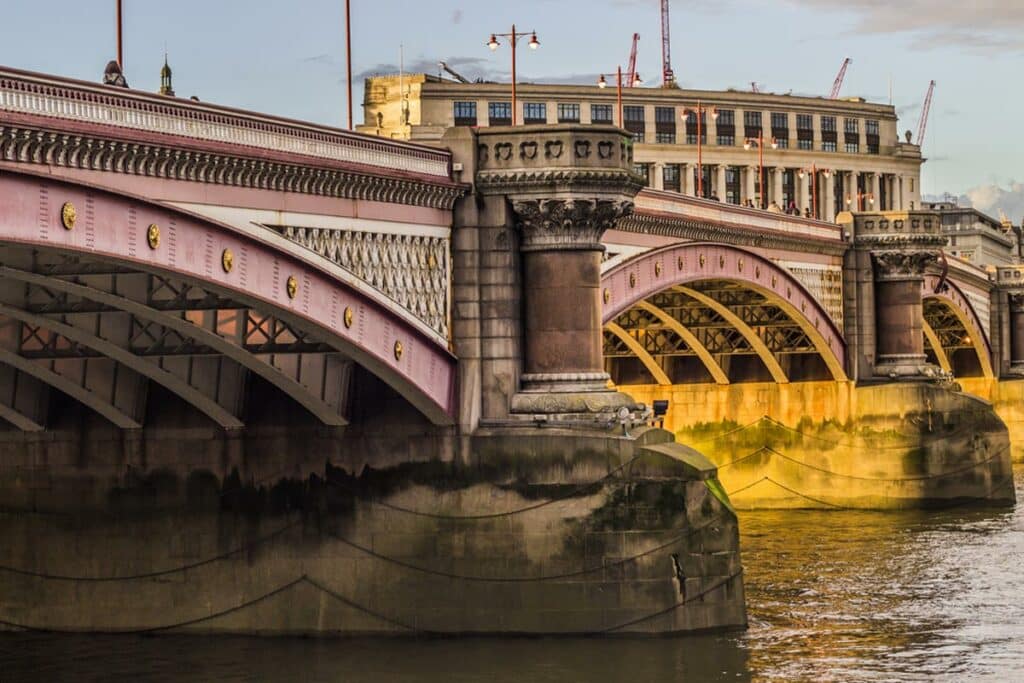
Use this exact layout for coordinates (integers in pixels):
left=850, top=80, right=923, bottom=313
left=116, top=0, right=124, bottom=68
left=345, top=0, right=353, bottom=130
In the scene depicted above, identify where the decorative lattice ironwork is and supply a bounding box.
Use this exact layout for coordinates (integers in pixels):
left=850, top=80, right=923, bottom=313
left=278, top=227, right=449, bottom=338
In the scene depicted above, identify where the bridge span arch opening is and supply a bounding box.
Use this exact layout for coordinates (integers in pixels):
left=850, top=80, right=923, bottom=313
left=922, top=274, right=994, bottom=379
left=0, top=169, right=457, bottom=431
left=600, top=243, right=847, bottom=386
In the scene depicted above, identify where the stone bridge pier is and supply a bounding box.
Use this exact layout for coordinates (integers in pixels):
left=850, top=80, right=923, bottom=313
left=843, top=211, right=947, bottom=380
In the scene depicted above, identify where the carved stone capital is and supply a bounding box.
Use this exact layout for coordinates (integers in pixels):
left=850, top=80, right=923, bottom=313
left=871, top=250, right=940, bottom=281
left=512, top=198, right=634, bottom=252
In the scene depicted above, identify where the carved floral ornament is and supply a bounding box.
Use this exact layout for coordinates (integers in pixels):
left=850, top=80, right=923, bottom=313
left=871, top=250, right=941, bottom=281
left=511, top=198, right=634, bottom=251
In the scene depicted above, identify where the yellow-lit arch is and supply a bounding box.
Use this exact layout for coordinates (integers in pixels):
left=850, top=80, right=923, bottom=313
left=922, top=318, right=952, bottom=373
left=923, top=296, right=995, bottom=379
left=605, top=322, right=671, bottom=385
left=675, top=285, right=789, bottom=384
left=636, top=300, right=729, bottom=384
left=740, top=283, right=848, bottom=381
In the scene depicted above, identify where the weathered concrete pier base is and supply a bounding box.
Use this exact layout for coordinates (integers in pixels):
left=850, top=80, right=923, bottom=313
left=0, top=382, right=743, bottom=636
left=627, top=381, right=1013, bottom=509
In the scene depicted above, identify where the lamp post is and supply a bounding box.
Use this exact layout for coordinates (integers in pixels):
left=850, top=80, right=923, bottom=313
left=681, top=101, right=717, bottom=198
left=798, top=164, right=831, bottom=219
left=487, top=26, right=540, bottom=126
left=743, top=132, right=778, bottom=209
left=597, top=68, right=642, bottom=128
left=846, top=192, right=875, bottom=212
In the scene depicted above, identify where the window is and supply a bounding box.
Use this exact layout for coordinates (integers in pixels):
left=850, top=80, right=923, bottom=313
left=744, top=111, right=762, bottom=128
left=623, top=105, right=646, bottom=141
left=725, top=166, right=741, bottom=204
left=820, top=115, right=838, bottom=149
left=663, top=164, right=680, bottom=192
left=844, top=118, right=859, bottom=134
left=453, top=101, right=477, bottom=126
left=557, top=103, right=580, bottom=123
left=634, top=163, right=651, bottom=186
left=591, top=104, right=613, bottom=124
left=866, top=119, right=880, bottom=154
left=796, top=114, right=813, bottom=150
left=488, top=101, right=512, bottom=126
left=822, top=140, right=837, bottom=152
left=821, top=116, right=836, bottom=133
left=771, top=112, right=788, bottom=130
left=654, top=106, right=676, bottom=143
left=775, top=138, right=789, bottom=149
left=717, top=109, right=735, bottom=146
left=523, top=102, right=546, bottom=124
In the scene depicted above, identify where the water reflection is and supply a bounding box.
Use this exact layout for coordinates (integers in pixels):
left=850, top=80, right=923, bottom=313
left=2, top=469, right=1022, bottom=682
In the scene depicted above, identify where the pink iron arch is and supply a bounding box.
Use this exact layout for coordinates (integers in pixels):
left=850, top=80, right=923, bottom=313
left=601, top=242, right=847, bottom=380
left=0, top=168, right=457, bottom=424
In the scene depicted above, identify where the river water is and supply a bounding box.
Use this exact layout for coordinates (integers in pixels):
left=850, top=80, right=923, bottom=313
left=3, top=468, right=1023, bottom=682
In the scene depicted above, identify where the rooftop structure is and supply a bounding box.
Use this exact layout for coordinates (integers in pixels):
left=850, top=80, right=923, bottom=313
left=923, top=200, right=1022, bottom=267
left=359, top=74, right=924, bottom=221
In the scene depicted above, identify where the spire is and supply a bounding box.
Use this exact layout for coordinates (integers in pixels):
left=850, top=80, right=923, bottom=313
left=159, top=53, right=174, bottom=97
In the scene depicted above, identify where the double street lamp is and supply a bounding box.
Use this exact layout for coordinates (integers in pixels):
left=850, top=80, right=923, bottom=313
left=847, top=191, right=875, bottom=212
left=798, top=164, right=832, bottom=219
left=680, top=101, right=717, bottom=198
left=744, top=133, right=778, bottom=209
left=486, top=25, right=540, bottom=126
left=597, top=68, right=642, bottom=130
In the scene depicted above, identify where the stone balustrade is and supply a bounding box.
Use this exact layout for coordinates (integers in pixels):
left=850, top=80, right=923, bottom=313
left=0, top=66, right=450, bottom=177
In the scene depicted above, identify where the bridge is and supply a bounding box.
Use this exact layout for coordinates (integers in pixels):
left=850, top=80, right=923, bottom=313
left=0, top=65, right=1014, bottom=637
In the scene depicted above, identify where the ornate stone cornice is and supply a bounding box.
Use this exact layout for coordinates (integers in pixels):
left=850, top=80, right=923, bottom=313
left=0, top=125, right=465, bottom=210
left=618, top=212, right=848, bottom=256
left=872, top=250, right=941, bottom=281
left=475, top=168, right=645, bottom=196
left=512, top=198, right=634, bottom=251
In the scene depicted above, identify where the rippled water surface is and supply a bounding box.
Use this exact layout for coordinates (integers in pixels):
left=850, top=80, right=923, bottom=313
left=3, top=468, right=1024, bottom=682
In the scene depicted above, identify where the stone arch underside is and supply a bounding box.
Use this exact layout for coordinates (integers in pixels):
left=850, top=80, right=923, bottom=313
left=0, top=170, right=457, bottom=429
left=601, top=242, right=847, bottom=385
left=922, top=275, right=994, bottom=379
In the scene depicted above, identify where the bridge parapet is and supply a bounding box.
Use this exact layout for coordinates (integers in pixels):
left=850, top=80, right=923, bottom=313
left=0, top=66, right=450, bottom=178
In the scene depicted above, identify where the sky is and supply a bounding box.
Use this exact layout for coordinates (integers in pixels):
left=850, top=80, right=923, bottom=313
left=1, top=0, right=1022, bottom=216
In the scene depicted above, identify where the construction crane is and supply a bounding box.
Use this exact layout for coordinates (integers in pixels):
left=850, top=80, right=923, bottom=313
left=828, top=57, right=852, bottom=99
left=438, top=61, right=470, bottom=84
left=916, top=80, right=936, bottom=147
left=661, top=0, right=675, bottom=87
left=625, top=33, right=640, bottom=88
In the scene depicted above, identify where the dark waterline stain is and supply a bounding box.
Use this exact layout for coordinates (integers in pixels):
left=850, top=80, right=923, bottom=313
left=3, top=468, right=1023, bottom=682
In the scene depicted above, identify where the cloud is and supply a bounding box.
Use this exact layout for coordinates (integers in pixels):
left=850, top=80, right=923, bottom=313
left=354, top=55, right=496, bottom=82
left=951, top=182, right=1024, bottom=222
left=452, top=9, right=463, bottom=24
left=783, top=0, right=1024, bottom=53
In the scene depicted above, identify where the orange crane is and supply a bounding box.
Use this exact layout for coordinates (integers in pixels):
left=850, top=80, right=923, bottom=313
left=829, top=58, right=852, bottom=99
left=916, top=80, right=936, bottom=146
left=625, top=33, right=640, bottom=88
left=661, top=0, right=675, bottom=87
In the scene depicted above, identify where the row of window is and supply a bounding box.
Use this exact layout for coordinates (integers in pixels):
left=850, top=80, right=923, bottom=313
left=454, top=101, right=883, bottom=154
left=457, top=102, right=880, bottom=130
